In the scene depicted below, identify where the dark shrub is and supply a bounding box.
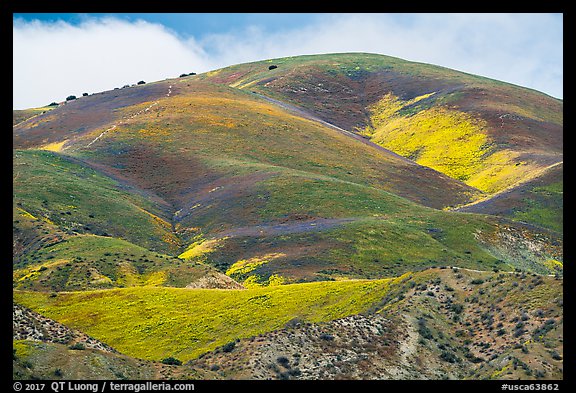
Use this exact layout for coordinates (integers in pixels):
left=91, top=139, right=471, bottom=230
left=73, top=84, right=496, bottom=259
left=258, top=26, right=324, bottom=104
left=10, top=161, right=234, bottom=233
left=319, top=333, right=334, bottom=341
left=463, top=348, right=484, bottom=363
left=137, top=80, right=146, bottom=85
left=66, top=95, right=76, bottom=101
left=222, top=341, right=236, bottom=352
left=48, top=102, right=59, bottom=106
left=440, top=350, right=459, bottom=363
left=550, top=351, right=562, bottom=360
left=277, top=356, right=290, bottom=367
left=284, top=317, right=304, bottom=329
left=179, top=74, right=188, bottom=77
left=513, top=328, right=526, bottom=338
left=268, top=65, right=278, bottom=70
left=535, top=370, right=545, bottom=378
left=69, top=342, right=85, bottom=350
left=82, top=93, right=89, bottom=96
left=418, top=319, right=433, bottom=340
left=470, top=279, right=484, bottom=285
left=161, top=357, right=182, bottom=366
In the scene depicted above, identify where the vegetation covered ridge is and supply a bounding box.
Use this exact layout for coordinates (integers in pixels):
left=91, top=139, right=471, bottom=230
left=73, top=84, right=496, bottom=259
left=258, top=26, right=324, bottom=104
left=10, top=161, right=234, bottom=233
left=203, top=52, right=562, bottom=201
left=14, top=276, right=401, bottom=362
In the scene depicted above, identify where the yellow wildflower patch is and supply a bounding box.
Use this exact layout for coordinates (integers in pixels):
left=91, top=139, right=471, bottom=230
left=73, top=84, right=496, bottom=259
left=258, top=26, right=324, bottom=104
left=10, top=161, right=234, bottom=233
left=226, top=253, right=286, bottom=277
left=544, top=259, right=563, bottom=272
left=178, top=238, right=224, bottom=260
left=16, top=207, right=37, bottom=220
left=364, top=91, right=536, bottom=194
left=40, top=140, right=68, bottom=152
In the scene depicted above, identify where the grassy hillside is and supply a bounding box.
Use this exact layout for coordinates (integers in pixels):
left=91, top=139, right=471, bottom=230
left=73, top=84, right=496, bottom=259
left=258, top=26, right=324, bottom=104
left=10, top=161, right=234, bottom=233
left=13, top=149, right=177, bottom=254
left=12, top=139, right=562, bottom=287
left=14, top=278, right=398, bottom=362
left=189, top=268, right=563, bottom=380
left=13, top=59, right=562, bottom=285
left=13, top=82, right=170, bottom=149
left=362, top=92, right=560, bottom=195
left=187, top=213, right=562, bottom=287
left=203, top=53, right=562, bottom=206
left=12, top=234, right=241, bottom=292
left=15, top=268, right=563, bottom=380
left=13, top=339, right=214, bottom=380
left=458, top=164, right=563, bottom=233
left=13, top=105, right=57, bottom=126
left=13, top=53, right=562, bottom=380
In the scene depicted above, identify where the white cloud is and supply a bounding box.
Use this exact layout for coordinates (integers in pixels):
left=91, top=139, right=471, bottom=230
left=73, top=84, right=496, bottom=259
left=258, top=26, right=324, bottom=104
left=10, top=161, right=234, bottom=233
left=13, top=14, right=562, bottom=109
left=13, top=17, right=210, bottom=109
left=197, top=13, right=563, bottom=97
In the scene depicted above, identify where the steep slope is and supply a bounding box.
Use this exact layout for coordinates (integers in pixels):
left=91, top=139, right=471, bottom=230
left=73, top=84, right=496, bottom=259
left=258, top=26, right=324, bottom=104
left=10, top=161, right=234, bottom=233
left=13, top=82, right=170, bottom=149
left=13, top=149, right=242, bottom=291
left=202, top=53, right=562, bottom=227
left=14, top=278, right=398, bottom=362
left=13, top=105, right=56, bottom=127
left=457, top=163, right=563, bottom=233
left=13, top=339, right=213, bottom=380
left=15, top=268, right=563, bottom=380
left=13, top=304, right=215, bottom=380
left=13, top=61, right=562, bottom=287
left=189, top=268, right=563, bottom=380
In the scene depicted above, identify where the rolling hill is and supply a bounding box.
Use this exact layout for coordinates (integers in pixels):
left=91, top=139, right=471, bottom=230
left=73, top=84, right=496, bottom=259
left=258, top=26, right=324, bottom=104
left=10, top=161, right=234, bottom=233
left=13, top=52, right=562, bottom=380
left=202, top=53, right=562, bottom=229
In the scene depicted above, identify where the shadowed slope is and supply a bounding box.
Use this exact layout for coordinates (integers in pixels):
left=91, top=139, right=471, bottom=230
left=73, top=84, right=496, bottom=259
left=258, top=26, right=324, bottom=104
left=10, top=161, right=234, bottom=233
left=457, top=163, right=563, bottom=233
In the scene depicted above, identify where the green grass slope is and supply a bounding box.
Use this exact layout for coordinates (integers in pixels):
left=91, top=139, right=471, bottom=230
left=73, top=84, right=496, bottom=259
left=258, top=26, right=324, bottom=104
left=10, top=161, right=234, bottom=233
left=13, top=149, right=242, bottom=291
left=14, top=149, right=176, bottom=253
left=12, top=52, right=563, bottom=381
left=13, top=339, right=214, bottom=380
left=458, top=164, right=563, bottom=233
left=14, top=278, right=398, bottom=362
left=15, top=268, right=563, bottom=380
left=12, top=234, right=241, bottom=292
left=13, top=105, right=57, bottom=126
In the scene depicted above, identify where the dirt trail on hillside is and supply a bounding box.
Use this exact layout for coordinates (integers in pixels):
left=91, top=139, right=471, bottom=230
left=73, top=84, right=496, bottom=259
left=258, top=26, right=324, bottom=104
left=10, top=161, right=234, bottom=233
left=86, top=85, right=173, bottom=148
left=209, top=217, right=357, bottom=240
left=252, top=93, right=418, bottom=166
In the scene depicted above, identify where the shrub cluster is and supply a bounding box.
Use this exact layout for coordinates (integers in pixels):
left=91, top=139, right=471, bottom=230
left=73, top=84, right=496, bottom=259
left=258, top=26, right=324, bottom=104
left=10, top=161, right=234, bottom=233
left=161, top=357, right=182, bottom=366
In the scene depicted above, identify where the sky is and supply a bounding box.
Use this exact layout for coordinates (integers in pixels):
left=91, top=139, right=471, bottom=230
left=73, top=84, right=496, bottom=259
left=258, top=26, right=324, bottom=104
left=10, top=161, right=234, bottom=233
left=13, top=13, right=563, bottom=109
